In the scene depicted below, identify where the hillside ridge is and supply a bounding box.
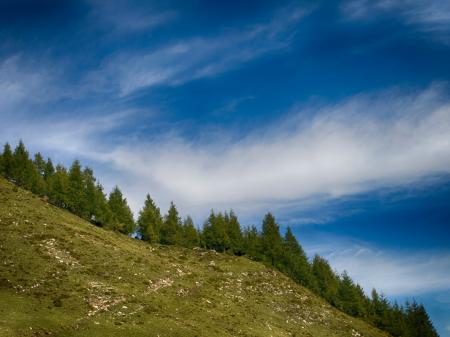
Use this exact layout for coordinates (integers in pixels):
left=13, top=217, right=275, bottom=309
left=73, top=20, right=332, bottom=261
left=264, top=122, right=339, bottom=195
left=0, top=177, right=388, bottom=337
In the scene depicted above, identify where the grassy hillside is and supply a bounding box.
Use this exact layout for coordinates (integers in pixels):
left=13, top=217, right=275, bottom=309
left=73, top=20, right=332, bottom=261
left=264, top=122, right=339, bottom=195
left=0, top=177, right=389, bottom=337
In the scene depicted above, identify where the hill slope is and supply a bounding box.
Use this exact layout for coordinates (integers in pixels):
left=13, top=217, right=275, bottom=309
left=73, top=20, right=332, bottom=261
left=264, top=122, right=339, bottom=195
left=0, top=177, right=388, bottom=337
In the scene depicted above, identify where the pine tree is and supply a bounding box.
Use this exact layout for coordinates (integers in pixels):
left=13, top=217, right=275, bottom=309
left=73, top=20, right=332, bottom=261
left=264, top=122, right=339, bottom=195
left=108, top=186, right=135, bottom=234
left=82, top=167, right=98, bottom=221
left=31, top=170, right=46, bottom=195
left=312, top=255, right=340, bottom=306
left=182, top=216, right=200, bottom=248
left=242, top=225, right=262, bottom=260
left=201, top=211, right=213, bottom=249
left=225, top=210, right=243, bottom=254
left=202, top=211, right=229, bottom=252
left=160, top=202, right=183, bottom=245
left=2, top=143, right=14, bottom=179
left=385, top=301, right=407, bottom=337
left=336, top=271, right=367, bottom=318
left=11, top=141, right=27, bottom=183
left=405, top=301, right=439, bottom=337
left=281, top=227, right=316, bottom=288
left=92, top=183, right=112, bottom=227
left=48, top=164, right=69, bottom=208
left=261, top=212, right=283, bottom=267
left=370, top=289, right=390, bottom=329
left=43, top=158, right=55, bottom=182
left=33, top=152, right=46, bottom=176
left=67, top=160, right=86, bottom=217
left=137, top=194, right=162, bottom=243
left=12, top=141, right=36, bottom=189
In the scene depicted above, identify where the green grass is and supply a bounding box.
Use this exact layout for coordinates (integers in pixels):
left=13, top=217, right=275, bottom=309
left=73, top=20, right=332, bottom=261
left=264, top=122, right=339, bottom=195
left=0, top=177, right=389, bottom=337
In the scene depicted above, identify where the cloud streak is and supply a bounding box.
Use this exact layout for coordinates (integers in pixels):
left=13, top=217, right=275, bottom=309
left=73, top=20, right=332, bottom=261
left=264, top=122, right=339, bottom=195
left=0, top=108, right=132, bottom=163
left=96, top=5, right=309, bottom=95
left=2, top=57, right=449, bottom=218
left=103, top=84, right=450, bottom=215
left=0, top=54, right=137, bottom=162
left=342, top=0, right=450, bottom=43
left=0, top=55, right=59, bottom=111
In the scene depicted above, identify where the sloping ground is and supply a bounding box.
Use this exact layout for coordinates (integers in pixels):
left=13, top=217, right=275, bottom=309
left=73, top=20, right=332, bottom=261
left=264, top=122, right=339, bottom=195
left=0, top=177, right=388, bottom=337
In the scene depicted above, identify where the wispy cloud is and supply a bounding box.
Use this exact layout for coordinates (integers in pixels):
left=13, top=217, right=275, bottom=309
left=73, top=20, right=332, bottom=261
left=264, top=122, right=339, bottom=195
left=305, top=235, right=450, bottom=296
left=89, top=0, right=176, bottom=33
left=2, top=61, right=449, bottom=218
left=0, top=54, right=100, bottom=113
left=0, top=53, right=132, bottom=163
left=342, top=0, right=450, bottom=43
left=101, top=83, right=450, bottom=215
left=0, top=107, right=133, bottom=163
left=2, top=53, right=449, bottom=219
left=0, top=54, right=137, bottom=162
left=95, top=5, right=309, bottom=95
left=0, top=55, right=59, bottom=111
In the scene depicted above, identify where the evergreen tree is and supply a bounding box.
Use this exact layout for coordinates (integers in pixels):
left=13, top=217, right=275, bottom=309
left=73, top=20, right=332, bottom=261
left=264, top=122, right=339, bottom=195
left=33, top=152, right=46, bottom=176
left=281, top=227, right=316, bottom=289
left=225, top=210, right=243, bottom=254
left=1, top=143, right=14, bottom=179
left=31, top=169, right=46, bottom=195
left=312, top=255, right=340, bottom=306
left=182, top=216, right=200, bottom=248
left=137, top=194, right=162, bottom=243
left=160, top=202, right=183, bottom=245
left=12, top=141, right=36, bottom=189
left=202, top=211, right=214, bottom=249
left=370, top=289, right=390, bottom=329
left=48, top=164, right=69, bottom=208
left=43, top=158, right=55, bottom=182
left=31, top=152, right=46, bottom=195
left=242, top=225, right=262, bottom=260
left=405, top=301, right=439, bottom=337
left=336, top=271, right=367, bottom=318
left=385, top=301, right=407, bottom=337
left=202, top=211, right=229, bottom=252
left=82, top=167, right=98, bottom=221
left=92, top=183, right=112, bottom=227
left=67, top=160, right=86, bottom=217
left=108, top=186, right=135, bottom=234
left=260, top=212, right=283, bottom=267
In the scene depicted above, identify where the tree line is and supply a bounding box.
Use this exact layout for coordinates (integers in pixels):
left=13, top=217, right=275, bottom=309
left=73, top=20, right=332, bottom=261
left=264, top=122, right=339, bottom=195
left=0, top=141, right=134, bottom=234
left=0, top=141, right=439, bottom=337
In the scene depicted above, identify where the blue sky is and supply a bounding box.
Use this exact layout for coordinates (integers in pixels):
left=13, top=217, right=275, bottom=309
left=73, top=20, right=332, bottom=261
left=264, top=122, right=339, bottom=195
left=1, top=0, right=450, bottom=334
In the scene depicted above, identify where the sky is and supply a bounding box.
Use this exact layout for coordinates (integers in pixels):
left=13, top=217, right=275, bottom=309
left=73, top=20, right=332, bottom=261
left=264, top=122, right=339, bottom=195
left=1, top=0, right=450, bottom=334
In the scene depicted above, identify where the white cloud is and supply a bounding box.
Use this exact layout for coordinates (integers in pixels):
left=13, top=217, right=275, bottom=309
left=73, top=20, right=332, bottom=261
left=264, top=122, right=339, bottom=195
left=0, top=109, right=132, bottom=163
left=101, top=84, right=450, bottom=217
left=97, top=5, right=309, bottom=95
left=0, top=54, right=96, bottom=114
left=2, top=75, right=450, bottom=220
left=305, top=236, right=450, bottom=296
left=0, top=55, right=143, bottom=164
left=0, top=55, right=57, bottom=112
left=342, top=0, right=450, bottom=42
